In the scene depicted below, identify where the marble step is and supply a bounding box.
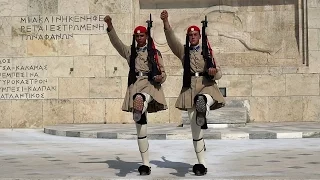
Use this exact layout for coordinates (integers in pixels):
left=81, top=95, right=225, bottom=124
left=206, top=107, right=247, bottom=124
left=182, top=107, right=247, bottom=125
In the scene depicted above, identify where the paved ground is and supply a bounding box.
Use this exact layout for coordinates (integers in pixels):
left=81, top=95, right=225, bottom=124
left=44, top=122, right=320, bottom=140
left=1, top=129, right=320, bottom=179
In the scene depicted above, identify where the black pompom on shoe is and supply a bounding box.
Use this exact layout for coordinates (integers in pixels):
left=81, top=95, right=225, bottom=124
left=138, top=165, right=151, bottom=175
left=192, top=164, right=207, bottom=176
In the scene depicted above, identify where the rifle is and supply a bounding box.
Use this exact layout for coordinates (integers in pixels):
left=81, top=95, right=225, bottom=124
left=146, top=14, right=161, bottom=84
left=183, top=33, right=191, bottom=88
left=201, top=15, right=216, bottom=79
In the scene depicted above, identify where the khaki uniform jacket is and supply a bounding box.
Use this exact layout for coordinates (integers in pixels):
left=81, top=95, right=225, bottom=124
left=164, top=27, right=225, bottom=111
left=107, top=28, right=168, bottom=113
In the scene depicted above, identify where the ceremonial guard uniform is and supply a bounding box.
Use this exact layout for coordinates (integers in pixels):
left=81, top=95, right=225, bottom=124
left=161, top=10, right=225, bottom=176
left=105, top=15, right=167, bottom=175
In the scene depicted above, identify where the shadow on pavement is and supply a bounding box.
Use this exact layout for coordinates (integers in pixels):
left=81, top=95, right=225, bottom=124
left=79, top=156, right=140, bottom=177
left=150, top=156, right=192, bottom=177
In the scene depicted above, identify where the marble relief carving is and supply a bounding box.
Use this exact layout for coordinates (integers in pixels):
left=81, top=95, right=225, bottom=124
left=142, top=4, right=300, bottom=66
left=89, top=0, right=132, bottom=13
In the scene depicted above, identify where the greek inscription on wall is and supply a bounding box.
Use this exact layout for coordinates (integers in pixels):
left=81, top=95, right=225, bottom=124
left=19, top=15, right=106, bottom=40
left=0, top=58, right=57, bottom=99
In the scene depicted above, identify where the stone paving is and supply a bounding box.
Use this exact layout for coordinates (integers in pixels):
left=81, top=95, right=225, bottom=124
left=0, top=129, right=320, bottom=179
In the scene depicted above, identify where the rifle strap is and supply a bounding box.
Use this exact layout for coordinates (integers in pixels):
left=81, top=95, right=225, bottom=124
left=206, top=38, right=216, bottom=65
left=150, top=39, right=161, bottom=71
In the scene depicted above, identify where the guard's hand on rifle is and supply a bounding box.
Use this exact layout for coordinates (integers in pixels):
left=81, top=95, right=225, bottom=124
left=208, top=68, right=217, bottom=76
left=153, top=75, right=163, bottom=83
left=160, top=10, right=168, bottom=21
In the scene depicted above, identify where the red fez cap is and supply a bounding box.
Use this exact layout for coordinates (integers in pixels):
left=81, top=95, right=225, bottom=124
left=187, top=25, right=200, bottom=33
left=134, top=26, right=147, bottom=34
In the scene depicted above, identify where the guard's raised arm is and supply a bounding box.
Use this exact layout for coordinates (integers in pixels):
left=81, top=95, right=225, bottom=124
left=104, top=15, right=131, bottom=61
left=161, top=10, right=184, bottom=60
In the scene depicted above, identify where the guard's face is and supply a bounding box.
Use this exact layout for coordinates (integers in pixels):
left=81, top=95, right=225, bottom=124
left=135, top=33, right=148, bottom=47
left=188, top=31, right=201, bottom=46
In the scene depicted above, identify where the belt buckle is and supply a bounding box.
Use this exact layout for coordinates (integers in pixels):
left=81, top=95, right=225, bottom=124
left=195, top=72, right=199, bottom=77
left=138, top=72, right=143, bottom=76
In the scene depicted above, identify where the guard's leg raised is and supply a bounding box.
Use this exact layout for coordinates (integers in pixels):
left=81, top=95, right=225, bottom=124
left=194, top=94, right=214, bottom=127
left=188, top=108, right=208, bottom=176
left=133, top=93, right=152, bottom=122
left=136, top=119, right=151, bottom=175
left=133, top=93, right=152, bottom=175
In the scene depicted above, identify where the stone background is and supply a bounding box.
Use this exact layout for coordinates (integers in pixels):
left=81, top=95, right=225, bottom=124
left=0, top=0, right=319, bottom=128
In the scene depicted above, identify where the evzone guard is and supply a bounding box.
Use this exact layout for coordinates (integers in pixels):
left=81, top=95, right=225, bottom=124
left=104, top=15, right=167, bottom=175
left=161, top=10, right=226, bottom=176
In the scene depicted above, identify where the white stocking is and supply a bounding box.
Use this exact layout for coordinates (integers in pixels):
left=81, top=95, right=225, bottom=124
left=136, top=122, right=149, bottom=166
left=188, top=108, right=206, bottom=167
left=202, top=94, right=214, bottom=117
left=141, top=93, right=152, bottom=114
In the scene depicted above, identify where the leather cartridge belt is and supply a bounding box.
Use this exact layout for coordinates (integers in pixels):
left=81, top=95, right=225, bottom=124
left=135, top=71, right=149, bottom=77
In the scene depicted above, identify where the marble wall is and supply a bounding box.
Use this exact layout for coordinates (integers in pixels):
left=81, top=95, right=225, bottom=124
left=0, top=0, right=319, bottom=128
